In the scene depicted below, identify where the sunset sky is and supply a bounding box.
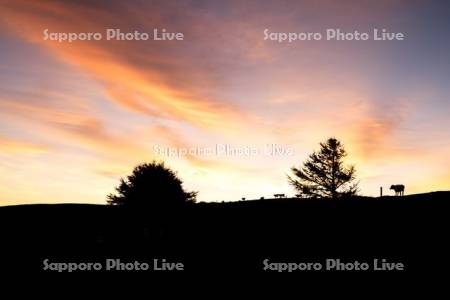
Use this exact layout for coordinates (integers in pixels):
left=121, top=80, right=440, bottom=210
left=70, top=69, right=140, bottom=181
left=0, top=0, right=449, bottom=205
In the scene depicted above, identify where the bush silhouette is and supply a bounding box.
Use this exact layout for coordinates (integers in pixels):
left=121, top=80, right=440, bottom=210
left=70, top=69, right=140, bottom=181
left=288, top=137, right=358, bottom=199
left=107, top=161, right=197, bottom=209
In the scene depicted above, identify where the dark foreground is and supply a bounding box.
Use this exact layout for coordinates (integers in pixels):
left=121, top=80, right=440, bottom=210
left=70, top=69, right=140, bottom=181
left=0, top=192, right=449, bottom=275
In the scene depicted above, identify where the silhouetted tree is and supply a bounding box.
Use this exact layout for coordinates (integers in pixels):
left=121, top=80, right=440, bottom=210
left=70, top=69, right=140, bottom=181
left=288, top=138, right=358, bottom=199
left=107, top=162, right=197, bottom=209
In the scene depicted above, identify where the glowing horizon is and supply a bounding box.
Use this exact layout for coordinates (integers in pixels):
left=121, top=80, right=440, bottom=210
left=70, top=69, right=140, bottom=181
left=0, top=0, right=449, bottom=205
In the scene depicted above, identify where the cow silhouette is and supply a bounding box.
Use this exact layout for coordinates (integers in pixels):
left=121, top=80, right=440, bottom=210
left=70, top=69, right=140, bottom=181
left=390, top=184, right=405, bottom=196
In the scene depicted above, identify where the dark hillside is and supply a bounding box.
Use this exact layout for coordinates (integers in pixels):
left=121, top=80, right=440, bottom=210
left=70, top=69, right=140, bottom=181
left=0, top=192, right=449, bottom=274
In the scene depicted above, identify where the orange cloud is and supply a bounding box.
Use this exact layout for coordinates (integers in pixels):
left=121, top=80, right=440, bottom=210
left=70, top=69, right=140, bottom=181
left=0, top=0, right=247, bottom=132
left=0, top=135, right=49, bottom=154
left=0, top=96, right=150, bottom=161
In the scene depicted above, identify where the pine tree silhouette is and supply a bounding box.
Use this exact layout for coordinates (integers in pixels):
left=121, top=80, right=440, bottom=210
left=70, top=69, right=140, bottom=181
left=288, top=138, right=358, bottom=199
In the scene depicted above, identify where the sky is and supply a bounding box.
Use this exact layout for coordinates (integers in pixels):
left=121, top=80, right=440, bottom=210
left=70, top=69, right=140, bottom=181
left=0, top=0, right=449, bottom=205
